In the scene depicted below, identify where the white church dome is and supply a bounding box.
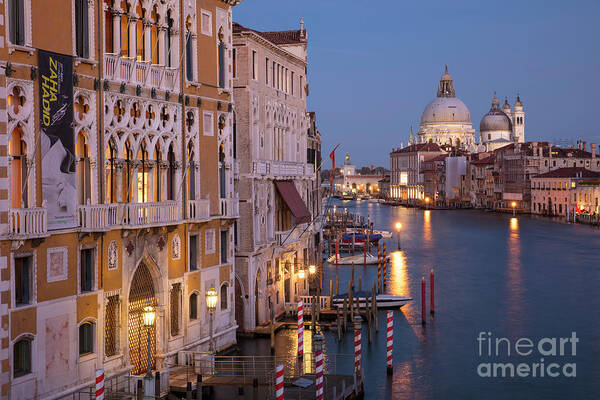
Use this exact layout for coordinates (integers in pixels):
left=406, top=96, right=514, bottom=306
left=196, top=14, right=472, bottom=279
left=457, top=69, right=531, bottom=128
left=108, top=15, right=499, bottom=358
left=480, top=93, right=512, bottom=132
left=420, top=97, right=472, bottom=125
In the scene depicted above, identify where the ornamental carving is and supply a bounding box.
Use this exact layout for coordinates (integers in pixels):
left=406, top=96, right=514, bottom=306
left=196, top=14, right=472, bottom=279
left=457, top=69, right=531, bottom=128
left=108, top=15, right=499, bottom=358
left=108, top=240, right=118, bottom=270
left=172, top=234, right=181, bottom=260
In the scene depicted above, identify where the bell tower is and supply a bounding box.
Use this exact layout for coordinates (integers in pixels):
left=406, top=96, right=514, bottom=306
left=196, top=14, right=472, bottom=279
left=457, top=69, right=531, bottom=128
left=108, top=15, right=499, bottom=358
left=437, top=65, right=456, bottom=98
left=513, top=95, right=525, bottom=143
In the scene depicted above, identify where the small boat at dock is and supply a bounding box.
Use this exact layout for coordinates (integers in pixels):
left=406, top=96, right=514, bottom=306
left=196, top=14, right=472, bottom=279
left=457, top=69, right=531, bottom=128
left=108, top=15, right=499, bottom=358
left=332, top=292, right=412, bottom=309
left=326, top=253, right=389, bottom=265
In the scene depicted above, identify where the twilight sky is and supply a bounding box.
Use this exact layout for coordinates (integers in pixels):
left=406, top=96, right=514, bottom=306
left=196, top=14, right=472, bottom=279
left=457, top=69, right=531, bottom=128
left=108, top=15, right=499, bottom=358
left=234, top=0, right=600, bottom=167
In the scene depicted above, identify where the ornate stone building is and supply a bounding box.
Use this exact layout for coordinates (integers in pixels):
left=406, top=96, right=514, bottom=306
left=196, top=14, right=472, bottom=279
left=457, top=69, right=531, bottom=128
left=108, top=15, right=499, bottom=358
left=232, top=20, right=320, bottom=332
left=0, top=0, right=240, bottom=397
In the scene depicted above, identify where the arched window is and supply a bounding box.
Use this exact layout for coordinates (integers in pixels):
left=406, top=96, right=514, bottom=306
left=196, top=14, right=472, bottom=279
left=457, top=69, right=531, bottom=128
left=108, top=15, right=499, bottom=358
left=218, top=28, right=225, bottom=88
left=219, top=142, right=226, bottom=199
left=150, top=5, right=159, bottom=64
left=76, top=130, right=91, bottom=205
left=79, top=322, right=94, bottom=355
left=154, top=144, right=162, bottom=202
left=165, top=10, right=173, bottom=67
left=220, top=283, right=228, bottom=310
left=123, top=140, right=133, bottom=202
left=189, top=293, right=198, bottom=320
left=185, top=17, right=194, bottom=82
left=13, top=337, right=32, bottom=377
left=187, top=143, right=195, bottom=201
left=9, top=127, right=27, bottom=208
left=75, top=0, right=89, bottom=58
left=105, top=138, right=117, bottom=203
left=137, top=143, right=148, bottom=203
left=167, top=145, right=176, bottom=200
left=120, top=1, right=130, bottom=57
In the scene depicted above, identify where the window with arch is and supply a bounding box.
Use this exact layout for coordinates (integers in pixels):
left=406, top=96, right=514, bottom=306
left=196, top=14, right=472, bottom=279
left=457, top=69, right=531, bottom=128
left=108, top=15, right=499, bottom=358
left=76, top=130, right=91, bottom=205
left=105, top=138, right=117, bottom=203
left=135, top=2, right=144, bottom=61
left=13, top=336, right=32, bottom=377
left=187, top=143, right=196, bottom=201
left=8, top=0, right=25, bottom=46
left=189, top=292, right=198, bottom=320
left=104, top=0, right=114, bottom=53
left=123, top=140, right=133, bottom=202
left=9, top=126, right=28, bottom=208
left=154, top=144, right=162, bottom=202
left=185, top=16, right=195, bottom=82
left=167, top=144, right=176, bottom=200
left=79, top=321, right=94, bottom=355
left=75, top=0, right=90, bottom=58
left=119, top=1, right=131, bottom=57
left=220, top=283, right=228, bottom=310
left=137, top=143, right=148, bottom=203
left=165, top=9, right=174, bottom=67
left=218, top=142, right=226, bottom=199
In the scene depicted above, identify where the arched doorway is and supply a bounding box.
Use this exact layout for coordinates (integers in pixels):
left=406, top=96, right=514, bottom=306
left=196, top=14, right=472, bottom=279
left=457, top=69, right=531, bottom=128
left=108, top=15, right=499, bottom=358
left=254, top=269, right=261, bottom=326
left=235, top=278, right=244, bottom=332
left=128, top=263, right=157, bottom=375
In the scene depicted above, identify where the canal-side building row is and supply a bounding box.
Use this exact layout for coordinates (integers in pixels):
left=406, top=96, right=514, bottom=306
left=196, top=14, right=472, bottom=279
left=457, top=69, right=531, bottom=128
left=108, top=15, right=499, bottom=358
left=232, top=20, right=322, bottom=332
left=0, top=0, right=241, bottom=397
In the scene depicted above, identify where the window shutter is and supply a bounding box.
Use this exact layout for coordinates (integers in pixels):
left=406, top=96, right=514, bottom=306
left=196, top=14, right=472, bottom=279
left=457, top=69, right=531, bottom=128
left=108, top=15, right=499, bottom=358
left=17, top=0, right=24, bottom=45
left=189, top=161, right=195, bottom=200
left=185, top=33, right=193, bottom=81
left=218, top=41, right=225, bottom=88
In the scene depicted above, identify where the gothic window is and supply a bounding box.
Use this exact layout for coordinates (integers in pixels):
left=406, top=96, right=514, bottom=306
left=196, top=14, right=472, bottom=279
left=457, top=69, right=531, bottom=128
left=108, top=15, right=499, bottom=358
left=123, top=140, right=133, bottom=202
left=166, top=10, right=173, bottom=67
left=218, top=29, right=226, bottom=88
left=154, top=144, right=162, bottom=202
left=104, top=0, right=114, bottom=53
left=220, top=283, right=228, bottom=310
left=9, top=127, right=28, bottom=209
left=187, top=144, right=196, bottom=201
left=150, top=5, right=159, bottom=64
left=137, top=143, right=148, bottom=203
left=167, top=145, right=175, bottom=200
left=135, top=3, right=144, bottom=61
left=120, top=2, right=130, bottom=57
left=79, top=322, right=94, bottom=355
left=105, top=139, right=117, bottom=203
left=8, top=0, right=25, bottom=46
left=219, top=142, right=226, bottom=199
left=189, top=293, right=198, bottom=320
left=75, top=0, right=90, bottom=58
left=76, top=130, right=91, bottom=205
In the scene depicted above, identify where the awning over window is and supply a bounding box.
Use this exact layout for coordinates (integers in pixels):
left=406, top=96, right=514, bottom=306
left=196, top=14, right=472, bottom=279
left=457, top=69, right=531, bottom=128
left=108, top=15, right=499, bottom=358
left=275, top=180, right=311, bottom=224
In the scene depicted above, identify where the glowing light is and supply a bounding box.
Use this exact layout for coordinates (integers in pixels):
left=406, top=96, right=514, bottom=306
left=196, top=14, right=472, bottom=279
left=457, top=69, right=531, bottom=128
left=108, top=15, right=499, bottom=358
left=510, top=217, right=518, bottom=231
left=206, top=287, right=218, bottom=311
left=308, top=265, right=316, bottom=275
left=511, top=201, right=517, bottom=208
left=425, top=197, right=430, bottom=203
left=297, top=269, right=305, bottom=279
left=395, top=222, right=402, bottom=231
left=142, top=303, right=155, bottom=327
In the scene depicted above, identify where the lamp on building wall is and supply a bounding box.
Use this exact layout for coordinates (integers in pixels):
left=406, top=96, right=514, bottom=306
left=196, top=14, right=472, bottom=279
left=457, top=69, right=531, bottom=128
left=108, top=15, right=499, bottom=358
left=425, top=196, right=430, bottom=209
left=206, top=288, right=218, bottom=353
left=297, top=269, right=306, bottom=280
left=511, top=201, right=517, bottom=217
left=142, top=302, right=156, bottom=379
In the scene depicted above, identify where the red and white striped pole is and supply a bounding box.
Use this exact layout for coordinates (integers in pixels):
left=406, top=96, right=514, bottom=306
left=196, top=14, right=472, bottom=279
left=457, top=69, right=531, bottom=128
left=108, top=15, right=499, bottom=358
left=353, top=316, right=362, bottom=377
left=275, top=364, right=284, bottom=400
left=314, top=332, right=324, bottom=400
left=95, top=369, right=105, bottom=400
left=297, top=300, right=304, bottom=357
left=386, top=311, right=393, bottom=375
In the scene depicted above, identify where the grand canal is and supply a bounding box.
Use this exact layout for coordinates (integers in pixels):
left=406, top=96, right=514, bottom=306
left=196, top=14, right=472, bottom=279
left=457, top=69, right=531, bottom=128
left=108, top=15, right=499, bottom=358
left=240, top=199, right=600, bottom=399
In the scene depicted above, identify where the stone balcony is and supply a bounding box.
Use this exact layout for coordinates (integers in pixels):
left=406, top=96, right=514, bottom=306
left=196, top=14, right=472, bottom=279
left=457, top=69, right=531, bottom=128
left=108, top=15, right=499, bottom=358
left=252, top=160, right=314, bottom=178
left=104, top=54, right=179, bottom=91
left=77, top=203, right=121, bottom=232
left=275, top=224, right=308, bottom=247
left=8, top=207, right=48, bottom=238
left=121, top=201, right=181, bottom=228
left=187, top=199, right=210, bottom=222
left=219, top=197, right=239, bottom=219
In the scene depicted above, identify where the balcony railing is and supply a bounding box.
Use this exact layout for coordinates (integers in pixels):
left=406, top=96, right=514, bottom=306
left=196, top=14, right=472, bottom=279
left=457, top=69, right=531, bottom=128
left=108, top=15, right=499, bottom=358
left=187, top=199, right=210, bottom=221
left=78, top=204, right=121, bottom=232
left=104, top=54, right=179, bottom=90
left=122, top=201, right=180, bottom=228
left=8, top=207, right=47, bottom=237
left=252, top=160, right=313, bottom=178
left=219, top=197, right=239, bottom=218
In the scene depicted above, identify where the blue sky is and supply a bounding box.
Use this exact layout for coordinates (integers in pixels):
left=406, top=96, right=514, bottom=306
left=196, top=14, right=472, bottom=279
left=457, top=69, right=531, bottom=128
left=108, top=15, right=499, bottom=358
left=234, top=0, right=600, bottom=167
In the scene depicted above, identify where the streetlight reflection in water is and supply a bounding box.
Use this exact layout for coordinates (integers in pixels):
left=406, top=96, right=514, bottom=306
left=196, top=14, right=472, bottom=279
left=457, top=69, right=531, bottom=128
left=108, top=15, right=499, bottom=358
left=390, top=250, right=411, bottom=313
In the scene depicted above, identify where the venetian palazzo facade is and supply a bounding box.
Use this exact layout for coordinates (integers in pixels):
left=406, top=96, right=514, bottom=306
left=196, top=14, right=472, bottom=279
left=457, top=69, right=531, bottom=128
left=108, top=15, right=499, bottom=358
left=0, top=0, right=241, bottom=398
left=232, top=21, right=321, bottom=331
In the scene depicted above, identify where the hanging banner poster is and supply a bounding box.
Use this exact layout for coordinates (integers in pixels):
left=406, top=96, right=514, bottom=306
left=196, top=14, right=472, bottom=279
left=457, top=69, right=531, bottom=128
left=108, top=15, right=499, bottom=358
left=38, top=50, right=77, bottom=230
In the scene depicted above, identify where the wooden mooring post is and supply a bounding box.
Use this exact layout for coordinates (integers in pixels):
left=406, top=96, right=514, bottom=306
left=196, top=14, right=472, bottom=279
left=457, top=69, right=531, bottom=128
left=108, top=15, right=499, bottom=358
left=343, top=298, right=348, bottom=332
left=372, top=284, right=378, bottom=332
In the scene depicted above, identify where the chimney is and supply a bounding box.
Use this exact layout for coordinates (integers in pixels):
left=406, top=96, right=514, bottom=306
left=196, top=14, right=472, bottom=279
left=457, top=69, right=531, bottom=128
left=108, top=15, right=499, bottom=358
left=548, top=143, right=552, bottom=158
left=592, top=143, right=597, bottom=158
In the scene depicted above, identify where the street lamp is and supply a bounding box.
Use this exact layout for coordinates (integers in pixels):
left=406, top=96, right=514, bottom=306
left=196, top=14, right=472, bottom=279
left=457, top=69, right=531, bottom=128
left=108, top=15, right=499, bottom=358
left=425, top=196, right=430, bottom=210
left=308, top=265, right=316, bottom=275
left=511, top=201, right=517, bottom=217
left=206, top=287, right=218, bottom=353
left=142, top=302, right=156, bottom=379
left=395, top=222, right=402, bottom=250
left=297, top=269, right=306, bottom=280
left=308, top=265, right=316, bottom=295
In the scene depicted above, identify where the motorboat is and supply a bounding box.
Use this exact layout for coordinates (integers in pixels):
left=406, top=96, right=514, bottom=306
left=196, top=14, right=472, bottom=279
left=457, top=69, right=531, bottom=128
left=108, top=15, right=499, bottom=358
left=326, top=253, right=390, bottom=265
left=332, top=292, right=412, bottom=309
left=340, top=233, right=382, bottom=244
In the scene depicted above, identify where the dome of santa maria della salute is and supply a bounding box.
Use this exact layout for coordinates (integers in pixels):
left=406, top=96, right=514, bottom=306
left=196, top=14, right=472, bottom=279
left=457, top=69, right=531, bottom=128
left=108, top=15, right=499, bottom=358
left=415, top=66, right=476, bottom=148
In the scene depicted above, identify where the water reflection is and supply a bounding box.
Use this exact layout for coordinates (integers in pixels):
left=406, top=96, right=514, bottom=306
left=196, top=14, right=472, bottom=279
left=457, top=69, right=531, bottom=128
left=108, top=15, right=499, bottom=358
left=390, top=251, right=411, bottom=309
left=507, top=217, right=524, bottom=332
left=423, top=210, right=432, bottom=249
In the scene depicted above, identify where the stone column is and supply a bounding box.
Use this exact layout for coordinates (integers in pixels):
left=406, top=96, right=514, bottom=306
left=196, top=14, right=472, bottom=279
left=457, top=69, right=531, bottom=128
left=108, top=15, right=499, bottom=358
left=145, top=160, right=155, bottom=202
left=143, top=19, right=152, bottom=62
left=158, top=27, right=166, bottom=65
left=128, top=18, right=137, bottom=59
left=112, top=11, right=121, bottom=55
left=115, top=159, right=124, bottom=203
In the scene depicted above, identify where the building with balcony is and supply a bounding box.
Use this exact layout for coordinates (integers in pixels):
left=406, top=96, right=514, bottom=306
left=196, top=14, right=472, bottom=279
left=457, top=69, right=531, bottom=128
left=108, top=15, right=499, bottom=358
left=0, top=0, right=240, bottom=397
left=233, top=20, right=319, bottom=332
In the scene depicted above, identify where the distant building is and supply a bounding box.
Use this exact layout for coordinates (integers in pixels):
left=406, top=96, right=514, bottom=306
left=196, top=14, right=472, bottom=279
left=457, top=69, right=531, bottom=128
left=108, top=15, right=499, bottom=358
left=378, top=175, right=391, bottom=199
left=390, top=143, right=446, bottom=203
left=333, top=155, right=383, bottom=195
left=531, top=168, right=600, bottom=216
left=423, top=154, right=448, bottom=205
left=480, top=93, right=525, bottom=151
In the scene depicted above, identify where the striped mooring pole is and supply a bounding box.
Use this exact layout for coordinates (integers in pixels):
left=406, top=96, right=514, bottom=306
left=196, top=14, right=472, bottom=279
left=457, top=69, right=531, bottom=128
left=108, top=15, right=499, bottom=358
left=377, top=247, right=382, bottom=293
left=297, top=300, right=304, bottom=357
left=314, top=332, right=324, bottom=400
left=353, top=315, right=362, bottom=377
left=386, top=311, right=393, bottom=375
left=275, top=364, right=284, bottom=400
left=383, top=242, right=387, bottom=287
left=95, top=369, right=104, bottom=400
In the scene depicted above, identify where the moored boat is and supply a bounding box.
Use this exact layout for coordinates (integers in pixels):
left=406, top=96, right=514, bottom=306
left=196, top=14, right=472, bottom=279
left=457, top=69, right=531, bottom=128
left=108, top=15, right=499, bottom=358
left=332, top=292, right=412, bottom=309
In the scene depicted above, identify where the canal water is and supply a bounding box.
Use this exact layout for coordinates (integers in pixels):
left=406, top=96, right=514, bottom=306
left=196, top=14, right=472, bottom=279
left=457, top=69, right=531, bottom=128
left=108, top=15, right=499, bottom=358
left=240, top=199, right=600, bottom=399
